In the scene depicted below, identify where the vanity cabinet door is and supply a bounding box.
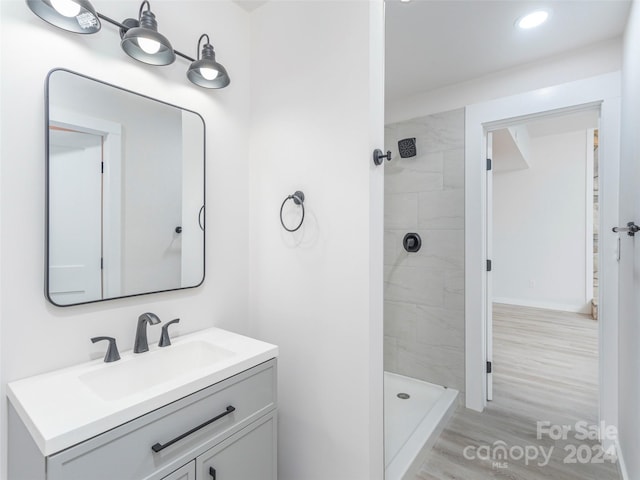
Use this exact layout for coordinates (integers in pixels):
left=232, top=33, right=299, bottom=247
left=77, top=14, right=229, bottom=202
left=162, top=461, right=196, bottom=480
left=196, top=412, right=277, bottom=480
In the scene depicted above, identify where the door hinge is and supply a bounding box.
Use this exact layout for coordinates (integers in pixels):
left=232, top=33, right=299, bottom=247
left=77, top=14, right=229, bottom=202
left=487, top=361, right=493, bottom=374
left=101, top=161, right=104, bottom=174
left=100, top=257, right=103, bottom=270
left=487, top=158, right=492, bottom=171
left=487, top=259, right=492, bottom=272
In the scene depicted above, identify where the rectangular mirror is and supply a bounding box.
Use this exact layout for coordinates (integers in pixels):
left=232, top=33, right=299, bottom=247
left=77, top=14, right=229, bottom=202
left=46, top=69, right=205, bottom=306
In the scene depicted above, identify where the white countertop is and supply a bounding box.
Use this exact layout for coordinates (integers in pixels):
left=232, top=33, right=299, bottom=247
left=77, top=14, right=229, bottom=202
left=7, top=327, right=278, bottom=456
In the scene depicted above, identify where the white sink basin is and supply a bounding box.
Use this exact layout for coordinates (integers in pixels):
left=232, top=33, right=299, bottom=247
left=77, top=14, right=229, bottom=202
left=7, top=327, right=278, bottom=456
left=78, top=341, right=235, bottom=401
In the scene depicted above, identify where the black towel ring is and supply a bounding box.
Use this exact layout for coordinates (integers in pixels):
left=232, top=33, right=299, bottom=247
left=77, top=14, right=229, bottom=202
left=280, top=191, right=305, bottom=232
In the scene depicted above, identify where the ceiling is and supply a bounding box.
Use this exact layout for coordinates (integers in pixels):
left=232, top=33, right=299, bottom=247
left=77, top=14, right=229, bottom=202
left=234, top=1, right=269, bottom=13
left=493, top=109, right=599, bottom=172
left=385, top=0, right=631, bottom=102
left=524, top=109, right=599, bottom=137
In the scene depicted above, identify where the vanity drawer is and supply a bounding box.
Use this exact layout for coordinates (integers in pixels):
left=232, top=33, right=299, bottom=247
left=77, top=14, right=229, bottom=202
left=47, top=359, right=276, bottom=480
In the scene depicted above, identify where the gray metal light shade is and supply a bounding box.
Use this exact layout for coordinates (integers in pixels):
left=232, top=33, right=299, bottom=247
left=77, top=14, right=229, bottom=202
left=26, top=0, right=100, bottom=34
left=120, top=1, right=175, bottom=66
left=187, top=34, right=230, bottom=89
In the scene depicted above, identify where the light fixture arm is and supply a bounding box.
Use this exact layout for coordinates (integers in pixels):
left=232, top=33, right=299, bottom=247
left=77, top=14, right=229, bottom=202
left=197, top=34, right=210, bottom=60
left=139, top=0, right=151, bottom=19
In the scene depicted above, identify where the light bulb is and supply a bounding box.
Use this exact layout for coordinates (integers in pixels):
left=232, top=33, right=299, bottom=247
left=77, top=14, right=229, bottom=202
left=50, top=0, right=81, bottom=17
left=517, top=10, right=549, bottom=29
left=138, top=37, right=161, bottom=55
left=200, top=67, right=219, bottom=81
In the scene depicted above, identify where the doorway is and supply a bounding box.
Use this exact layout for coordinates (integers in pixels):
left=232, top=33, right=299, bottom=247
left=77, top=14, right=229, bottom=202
left=48, top=126, right=104, bottom=305
left=464, top=73, right=621, bottom=447
left=486, top=109, right=600, bottom=403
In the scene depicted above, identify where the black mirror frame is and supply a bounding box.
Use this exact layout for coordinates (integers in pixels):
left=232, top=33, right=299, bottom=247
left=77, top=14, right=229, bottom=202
left=44, top=68, right=206, bottom=307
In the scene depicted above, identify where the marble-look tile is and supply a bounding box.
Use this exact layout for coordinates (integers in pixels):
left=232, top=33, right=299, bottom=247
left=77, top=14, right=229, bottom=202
left=384, top=229, right=398, bottom=266
left=384, top=335, right=398, bottom=372
left=389, top=229, right=464, bottom=270
left=385, top=193, right=418, bottom=229
left=384, top=300, right=417, bottom=340
left=396, top=340, right=465, bottom=391
left=385, top=152, right=443, bottom=194
left=418, top=189, right=464, bottom=229
left=392, top=109, right=464, bottom=155
left=384, top=126, right=400, bottom=161
left=444, top=270, right=465, bottom=311
left=384, top=265, right=444, bottom=307
left=384, top=108, right=466, bottom=394
left=443, top=148, right=464, bottom=190
left=415, top=305, right=464, bottom=349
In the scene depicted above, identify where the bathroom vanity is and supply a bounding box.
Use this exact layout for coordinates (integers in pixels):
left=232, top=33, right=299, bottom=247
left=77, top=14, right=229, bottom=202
left=7, top=328, right=278, bottom=480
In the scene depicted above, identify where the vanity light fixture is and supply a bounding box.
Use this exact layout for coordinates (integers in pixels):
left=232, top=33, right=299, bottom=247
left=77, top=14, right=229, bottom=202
left=120, top=1, right=175, bottom=66
left=187, top=34, right=231, bottom=89
left=24, top=0, right=230, bottom=89
left=26, top=0, right=101, bottom=34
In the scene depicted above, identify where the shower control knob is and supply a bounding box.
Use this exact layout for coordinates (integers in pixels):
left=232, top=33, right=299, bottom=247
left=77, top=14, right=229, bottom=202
left=403, top=233, right=422, bottom=253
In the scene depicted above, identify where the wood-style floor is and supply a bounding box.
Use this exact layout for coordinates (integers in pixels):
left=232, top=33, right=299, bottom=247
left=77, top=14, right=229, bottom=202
left=415, top=304, right=621, bottom=480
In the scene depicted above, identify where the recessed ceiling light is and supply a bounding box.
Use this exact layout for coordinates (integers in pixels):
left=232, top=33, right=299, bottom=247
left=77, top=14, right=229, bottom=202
left=400, top=0, right=411, bottom=3
left=517, top=10, right=549, bottom=29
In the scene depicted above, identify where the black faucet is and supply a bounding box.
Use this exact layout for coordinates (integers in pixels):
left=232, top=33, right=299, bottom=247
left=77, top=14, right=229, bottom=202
left=134, top=312, right=161, bottom=353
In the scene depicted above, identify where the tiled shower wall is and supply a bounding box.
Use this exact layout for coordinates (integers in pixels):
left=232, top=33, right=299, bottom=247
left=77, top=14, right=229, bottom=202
left=383, top=108, right=465, bottom=393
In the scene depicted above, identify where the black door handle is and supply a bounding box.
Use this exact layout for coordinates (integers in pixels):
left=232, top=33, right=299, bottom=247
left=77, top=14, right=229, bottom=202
left=209, top=466, right=216, bottom=479
left=612, top=221, right=640, bottom=236
left=151, top=406, right=235, bottom=453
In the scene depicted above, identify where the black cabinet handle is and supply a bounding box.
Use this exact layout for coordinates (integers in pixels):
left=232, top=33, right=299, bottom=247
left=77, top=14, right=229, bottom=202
left=209, top=466, right=217, bottom=479
left=151, top=406, right=235, bottom=453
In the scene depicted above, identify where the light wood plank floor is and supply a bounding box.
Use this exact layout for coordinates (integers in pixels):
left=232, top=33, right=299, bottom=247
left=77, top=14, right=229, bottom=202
left=415, top=304, right=621, bottom=480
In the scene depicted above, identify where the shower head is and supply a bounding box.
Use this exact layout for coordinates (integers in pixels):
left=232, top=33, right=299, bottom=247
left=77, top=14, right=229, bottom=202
left=398, top=138, right=417, bottom=158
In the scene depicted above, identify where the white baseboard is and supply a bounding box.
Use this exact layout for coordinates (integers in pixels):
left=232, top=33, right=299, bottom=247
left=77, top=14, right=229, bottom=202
left=492, top=297, right=591, bottom=314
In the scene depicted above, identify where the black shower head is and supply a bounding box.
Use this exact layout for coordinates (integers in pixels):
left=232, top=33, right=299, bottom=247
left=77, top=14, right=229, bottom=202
left=398, top=137, right=417, bottom=158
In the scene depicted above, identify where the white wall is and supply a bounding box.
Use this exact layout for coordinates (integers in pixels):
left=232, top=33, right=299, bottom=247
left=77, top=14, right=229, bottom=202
left=386, top=37, right=622, bottom=124
left=493, top=129, right=591, bottom=312
left=618, top=0, right=640, bottom=477
left=248, top=1, right=385, bottom=479
left=0, top=1, right=251, bottom=477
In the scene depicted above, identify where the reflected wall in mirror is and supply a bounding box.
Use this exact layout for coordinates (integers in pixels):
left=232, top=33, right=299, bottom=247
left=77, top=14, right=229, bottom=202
left=46, top=69, right=205, bottom=306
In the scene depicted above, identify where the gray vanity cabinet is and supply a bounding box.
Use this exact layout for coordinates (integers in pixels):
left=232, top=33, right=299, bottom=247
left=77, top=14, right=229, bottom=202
left=8, top=359, right=277, bottom=480
left=197, top=412, right=277, bottom=480
left=162, top=461, right=196, bottom=480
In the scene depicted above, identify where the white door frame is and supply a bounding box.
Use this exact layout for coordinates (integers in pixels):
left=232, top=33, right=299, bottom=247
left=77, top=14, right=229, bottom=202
left=464, top=72, right=621, bottom=441
left=49, top=107, right=123, bottom=299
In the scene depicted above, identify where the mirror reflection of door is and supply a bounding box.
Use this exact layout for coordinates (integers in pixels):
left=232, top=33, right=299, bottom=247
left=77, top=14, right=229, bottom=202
left=48, top=126, right=103, bottom=304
